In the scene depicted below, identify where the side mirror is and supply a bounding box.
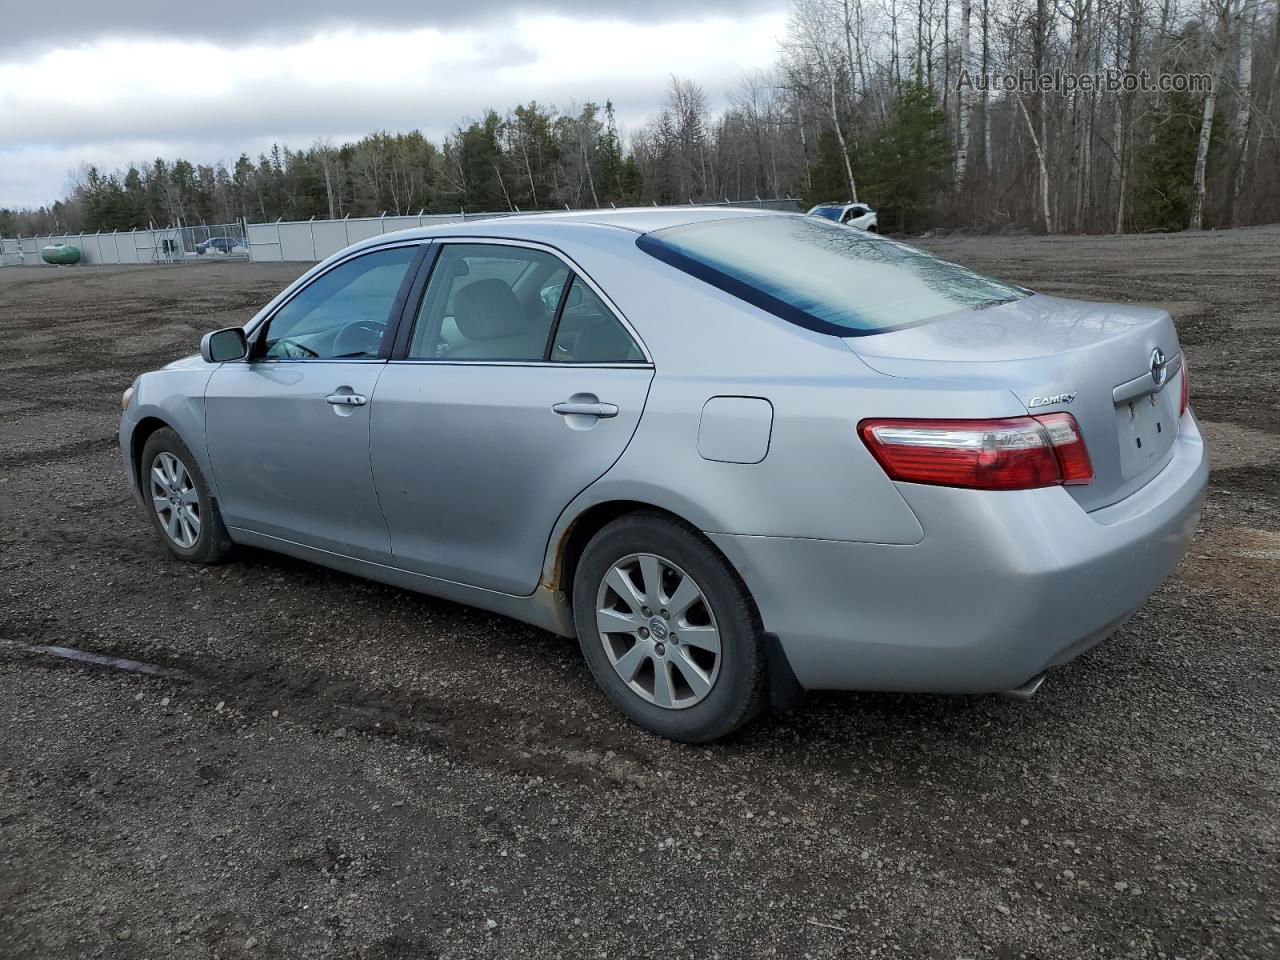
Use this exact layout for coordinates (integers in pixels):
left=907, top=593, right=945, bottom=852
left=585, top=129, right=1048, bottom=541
left=541, top=282, right=585, bottom=312
left=200, top=327, right=248, bottom=363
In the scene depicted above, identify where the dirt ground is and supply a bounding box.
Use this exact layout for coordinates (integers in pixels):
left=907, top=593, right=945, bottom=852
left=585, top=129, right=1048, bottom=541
left=1, top=227, right=1277, bottom=960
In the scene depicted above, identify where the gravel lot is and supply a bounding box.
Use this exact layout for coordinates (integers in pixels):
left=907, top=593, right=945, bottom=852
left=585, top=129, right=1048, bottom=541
left=1, top=227, right=1277, bottom=959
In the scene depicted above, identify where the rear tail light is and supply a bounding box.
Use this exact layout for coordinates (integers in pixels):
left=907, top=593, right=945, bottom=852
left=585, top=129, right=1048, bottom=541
left=859, top=414, right=1094, bottom=491
left=1179, top=360, right=1189, bottom=417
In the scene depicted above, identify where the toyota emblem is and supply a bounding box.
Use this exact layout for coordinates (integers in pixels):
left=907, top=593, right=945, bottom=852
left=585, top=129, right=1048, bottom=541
left=1150, top=348, right=1168, bottom=386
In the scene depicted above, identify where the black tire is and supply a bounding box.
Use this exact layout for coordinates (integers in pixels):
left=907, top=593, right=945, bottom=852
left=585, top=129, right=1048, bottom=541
left=139, top=427, right=233, bottom=564
left=572, top=511, right=767, bottom=742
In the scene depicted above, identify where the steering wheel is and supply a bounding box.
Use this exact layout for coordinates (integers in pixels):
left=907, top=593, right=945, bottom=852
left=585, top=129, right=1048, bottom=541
left=332, top=319, right=385, bottom=358
left=267, top=338, right=318, bottom=359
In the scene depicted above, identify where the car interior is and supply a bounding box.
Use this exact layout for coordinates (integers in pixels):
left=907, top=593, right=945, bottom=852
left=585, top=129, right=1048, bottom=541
left=422, top=251, right=563, bottom=360
left=413, top=245, right=643, bottom=363
left=549, top=277, right=644, bottom=363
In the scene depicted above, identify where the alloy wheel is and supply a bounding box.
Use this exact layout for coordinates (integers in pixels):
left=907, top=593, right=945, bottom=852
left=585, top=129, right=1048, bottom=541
left=595, top=552, right=721, bottom=709
left=149, top=452, right=201, bottom=549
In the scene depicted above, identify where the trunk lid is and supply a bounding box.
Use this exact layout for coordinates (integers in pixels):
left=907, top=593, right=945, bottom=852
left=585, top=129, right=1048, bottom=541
left=847, top=294, right=1184, bottom=511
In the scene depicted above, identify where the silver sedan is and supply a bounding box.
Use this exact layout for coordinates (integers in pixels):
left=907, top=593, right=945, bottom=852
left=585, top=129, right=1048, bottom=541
left=119, top=209, right=1207, bottom=741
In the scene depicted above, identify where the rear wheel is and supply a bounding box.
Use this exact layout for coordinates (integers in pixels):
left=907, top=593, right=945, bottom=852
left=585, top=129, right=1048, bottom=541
left=140, top=427, right=232, bottom=564
left=572, top=512, right=767, bottom=742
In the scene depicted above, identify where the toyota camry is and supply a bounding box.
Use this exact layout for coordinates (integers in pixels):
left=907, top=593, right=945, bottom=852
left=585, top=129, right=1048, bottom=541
left=119, top=209, right=1207, bottom=741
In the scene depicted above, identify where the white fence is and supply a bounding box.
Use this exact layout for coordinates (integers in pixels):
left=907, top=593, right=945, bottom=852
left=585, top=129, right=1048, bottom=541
left=247, top=198, right=802, bottom=263
left=0, top=222, right=248, bottom=266
left=245, top=211, right=516, bottom=263
left=2, top=199, right=802, bottom=268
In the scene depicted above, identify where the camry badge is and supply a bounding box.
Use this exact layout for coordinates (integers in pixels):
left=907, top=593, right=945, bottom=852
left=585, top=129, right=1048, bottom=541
left=1150, top=348, right=1168, bottom=386
left=1027, top=392, right=1077, bottom=408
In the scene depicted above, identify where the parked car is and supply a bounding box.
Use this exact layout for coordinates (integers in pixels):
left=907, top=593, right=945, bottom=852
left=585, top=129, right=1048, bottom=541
left=120, top=209, right=1206, bottom=741
left=196, top=236, right=237, bottom=255
left=808, top=201, right=878, bottom=232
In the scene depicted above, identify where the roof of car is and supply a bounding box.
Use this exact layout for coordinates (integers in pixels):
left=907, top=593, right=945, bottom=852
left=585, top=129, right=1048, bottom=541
left=329, top=207, right=810, bottom=264
left=381, top=206, right=790, bottom=242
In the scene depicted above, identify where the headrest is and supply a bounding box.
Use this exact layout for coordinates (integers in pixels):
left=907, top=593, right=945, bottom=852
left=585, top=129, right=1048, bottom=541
left=454, top=279, right=525, bottom=340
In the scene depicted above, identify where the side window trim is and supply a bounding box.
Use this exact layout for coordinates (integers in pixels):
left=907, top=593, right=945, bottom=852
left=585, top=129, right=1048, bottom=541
left=388, top=242, right=440, bottom=359
left=246, top=241, right=428, bottom=362
left=540, top=272, right=575, bottom=362
left=379, top=244, right=431, bottom=360
left=388, top=236, right=652, bottom=366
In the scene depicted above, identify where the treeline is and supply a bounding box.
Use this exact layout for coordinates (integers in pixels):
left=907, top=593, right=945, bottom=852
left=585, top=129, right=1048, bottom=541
left=4, top=0, right=1277, bottom=238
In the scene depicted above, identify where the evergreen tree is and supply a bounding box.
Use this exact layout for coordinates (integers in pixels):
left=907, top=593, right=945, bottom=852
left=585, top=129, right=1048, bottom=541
left=1133, top=92, right=1217, bottom=233
left=860, top=83, right=952, bottom=233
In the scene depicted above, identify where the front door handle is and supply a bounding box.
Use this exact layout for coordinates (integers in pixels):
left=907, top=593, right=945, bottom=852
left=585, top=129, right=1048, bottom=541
left=553, top=400, right=618, bottom=418
left=326, top=392, right=368, bottom=406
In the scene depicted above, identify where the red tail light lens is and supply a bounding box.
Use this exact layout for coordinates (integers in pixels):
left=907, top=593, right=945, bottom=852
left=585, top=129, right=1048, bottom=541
left=1179, top=360, right=1189, bottom=417
left=1034, top=413, right=1094, bottom=485
left=859, top=414, right=1094, bottom=491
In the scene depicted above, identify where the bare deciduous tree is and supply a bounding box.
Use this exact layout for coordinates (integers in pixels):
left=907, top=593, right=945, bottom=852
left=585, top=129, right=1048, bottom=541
left=20, top=0, right=1280, bottom=238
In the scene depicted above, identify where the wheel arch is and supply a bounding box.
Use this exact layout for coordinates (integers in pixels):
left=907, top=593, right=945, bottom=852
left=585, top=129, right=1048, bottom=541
left=547, top=498, right=759, bottom=634
left=127, top=412, right=220, bottom=502
left=550, top=500, right=678, bottom=607
left=128, top=415, right=174, bottom=489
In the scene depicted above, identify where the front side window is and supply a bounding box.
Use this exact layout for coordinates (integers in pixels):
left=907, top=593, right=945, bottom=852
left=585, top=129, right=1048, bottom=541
left=260, top=246, right=418, bottom=359
left=409, top=244, right=568, bottom=361
left=550, top=277, right=644, bottom=363
left=637, top=214, right=1028, bottom=336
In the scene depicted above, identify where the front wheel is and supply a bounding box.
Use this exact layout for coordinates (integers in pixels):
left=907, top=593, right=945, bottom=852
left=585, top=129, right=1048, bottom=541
left=139, top=427, right=232, bottom=564
left=572, top=512, right=767, bottom=742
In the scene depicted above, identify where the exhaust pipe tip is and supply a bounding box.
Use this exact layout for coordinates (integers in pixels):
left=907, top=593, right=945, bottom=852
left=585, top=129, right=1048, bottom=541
left=999, top=672, right=1047, bottom=701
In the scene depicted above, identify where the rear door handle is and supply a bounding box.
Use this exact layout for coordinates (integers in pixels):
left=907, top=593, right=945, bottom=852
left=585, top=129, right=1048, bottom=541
left=552, top=400, right=618, bottom=418
left=326, top=393, right=367, bottom=406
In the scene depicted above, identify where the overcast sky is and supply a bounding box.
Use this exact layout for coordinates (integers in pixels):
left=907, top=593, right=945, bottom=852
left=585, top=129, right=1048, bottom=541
left=0, top=1, right=789, bottom=210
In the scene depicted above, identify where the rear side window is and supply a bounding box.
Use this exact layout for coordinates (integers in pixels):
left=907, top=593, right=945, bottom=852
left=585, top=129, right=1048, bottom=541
left=406, top=243, right=645, bottom=364
left=637, top=215, right=1027, bottom=336
left=408, top=244, right=568, bottom=361
left=550, top=277, right=644, bottom=363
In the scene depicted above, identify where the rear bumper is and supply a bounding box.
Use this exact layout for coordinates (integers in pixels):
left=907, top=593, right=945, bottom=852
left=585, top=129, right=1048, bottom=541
left=710, top=412, right=1208, bottom=693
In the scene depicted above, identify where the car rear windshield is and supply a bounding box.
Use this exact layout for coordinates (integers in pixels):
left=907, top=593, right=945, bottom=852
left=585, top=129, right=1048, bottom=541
left=636, top=215, right=1028, bottom=336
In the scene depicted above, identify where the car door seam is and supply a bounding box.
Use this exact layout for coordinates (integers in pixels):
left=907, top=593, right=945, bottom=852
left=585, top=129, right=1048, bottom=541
left=535, top=367, right=659, bottom=597
left=365, top=361, right=396, bottom=550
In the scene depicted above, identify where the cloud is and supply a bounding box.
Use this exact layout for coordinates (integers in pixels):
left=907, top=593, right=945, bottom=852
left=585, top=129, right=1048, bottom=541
left=0, top=0, right=783, bottom=54
left=0, top=12, right=787, bottom=208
